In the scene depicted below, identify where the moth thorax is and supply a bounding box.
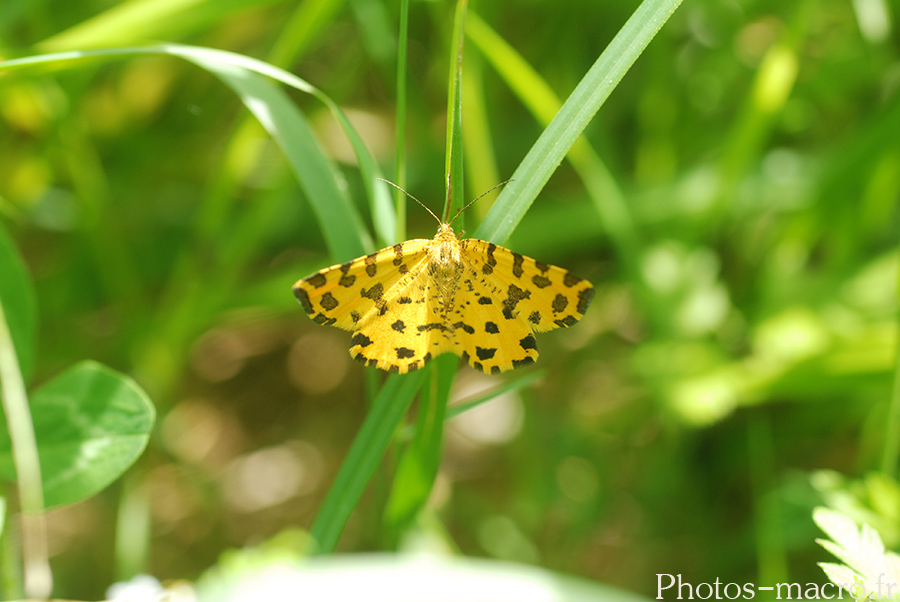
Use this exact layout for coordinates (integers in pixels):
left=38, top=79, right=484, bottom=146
left=430, top=225, right=462, bottom=267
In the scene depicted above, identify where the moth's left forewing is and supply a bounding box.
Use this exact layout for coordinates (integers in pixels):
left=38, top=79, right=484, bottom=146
left=293, top=240, right=431, bottom=331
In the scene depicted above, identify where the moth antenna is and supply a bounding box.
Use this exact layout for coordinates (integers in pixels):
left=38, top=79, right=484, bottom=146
left=448, top=179, right=512, bottom=227
left=377, top=178, right=442, bottom=226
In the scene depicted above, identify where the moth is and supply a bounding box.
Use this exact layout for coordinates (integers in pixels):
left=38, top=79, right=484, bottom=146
left=293, top=186, right=594, bottom=374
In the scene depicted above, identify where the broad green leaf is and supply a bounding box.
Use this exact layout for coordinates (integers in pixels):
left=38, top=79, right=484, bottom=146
left=0, top=224, right=36, bottom=379
left=0, top=361, right=155, bottom=508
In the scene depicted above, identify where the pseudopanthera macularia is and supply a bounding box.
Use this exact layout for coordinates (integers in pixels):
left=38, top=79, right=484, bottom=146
left=294, top=223, right=594, bottom=374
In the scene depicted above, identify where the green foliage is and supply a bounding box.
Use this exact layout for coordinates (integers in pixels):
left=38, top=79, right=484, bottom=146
left=309, top=366, right=428, bottom=553
left=0, top=361, right=154, bottom=508
left=0, top=0, right=898, bottom=598
left=0, top=224, right=36, bottom=379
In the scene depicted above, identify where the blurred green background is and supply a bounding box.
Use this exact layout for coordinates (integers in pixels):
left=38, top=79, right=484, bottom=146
left=1, top=0, right=899, bottom=598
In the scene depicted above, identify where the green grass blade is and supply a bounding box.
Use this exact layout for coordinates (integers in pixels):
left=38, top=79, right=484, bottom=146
left=184, top=54, right=370, bottom=262
left=467, top=13, right=640, bottom=263
left=37, top=0, right=283, bottom=52
left=310, top=369, right=428, bottom=553
left=461, top=55, right=501, bottom=221
left=393, top=0, right=410, bottom=241
left=0, top=45, right=383, bottom=261
left=473, top=0, right=684, bottom=244
left=443, top=0, right=468, bottom=224
left=0, top=225, right=35, bottom=380
left=0, top=289, right=49, bottom=598
left=880, top=256, right=900, bottom=476
left=383, top=354, right=456, bottom=539
left=267, top=0, right=350, bottom=68
left=446, top=369, right=545, bottom=420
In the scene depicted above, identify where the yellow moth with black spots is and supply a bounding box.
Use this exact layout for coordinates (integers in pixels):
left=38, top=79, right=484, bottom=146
left=293, top=189, right=594, bottom=374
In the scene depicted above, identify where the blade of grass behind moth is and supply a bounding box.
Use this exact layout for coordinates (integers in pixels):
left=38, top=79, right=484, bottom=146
left=0, top=47, right=389, bottom=258
left=473, top=0, right=684, bottom=245
left=0, top=225, right=36, bottom=381
left=186, top=46, right=396, bottom=249
left=36, top=0, right=284, bottom=52
left=267, top=0, right=350, bottom=68
left=186, top=57, right=371, bottom=262
left=467, top=13, right=640, bottom=265
left=383, top=353, right=456, bottom=542
left=443, top=0, right=468, bottom=224
left=310, top=369, right=429, bottom=554
left=446, top=369, right=544, bottom=419
left=879, top=252, right=900, bottom=476
left=393, top=0, right=410, bottom=241
left=461, top=53, right=501, bottom=221
left=0, top=298, right=50, bottom=599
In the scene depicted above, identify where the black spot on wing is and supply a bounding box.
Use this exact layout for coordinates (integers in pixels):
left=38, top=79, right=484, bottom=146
left=391, top=320, right=406, bottom=333
left=519, top=334, right=537, bottom=351
left=351, top=333, right=374, bottom=348
left=453, top=321, right=475, bottom=335
left=398, top=296, right=413, bottom=304
left=528, top=311, right=541, bottom=325
left=418, top=323, right=448, bottom=332
left=484, top=321, right=499, bottom=334
left=535, top=261, right=549, bottom=272
left=320, top=292, right=339, bottom=311
left=478, top=296, right=493, bottom=305
left=392, top=244, right=403, bottom=266
left=563, top=272, right=583, bottom=287
left=339, top=273, right=356, bottom=287
left=313, top=314, right=336, bottom=326
left=554, top=315, right=579, bottom=328
left=476, top=347, right=497, bottom=360
left=512, top=357, right=535, bottom=369
left=294, top=286, right=313, bottom=314
left=395, top=347, right=415, bottom=359
left=577, top=287, right=595, bottom=314
left=482, top=243, right=497, bottom=275
left=512, top=253, right=525, bottom=278
left=364, top=253, right=378, bottom=277
left=306, top=273, right=327, bottom=288
left=552, top=294, right=568, bottom=313
left=532, top=274, right=552, bottom=288
left=351, top=311, right=361, bottom=323
left=388, top=365, right=400, bottom=374
left=361, top=282, right=384, bottom=301
left=398, top=264, right=409, bottom=274
left=502, top=284, right=531, bottom=319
